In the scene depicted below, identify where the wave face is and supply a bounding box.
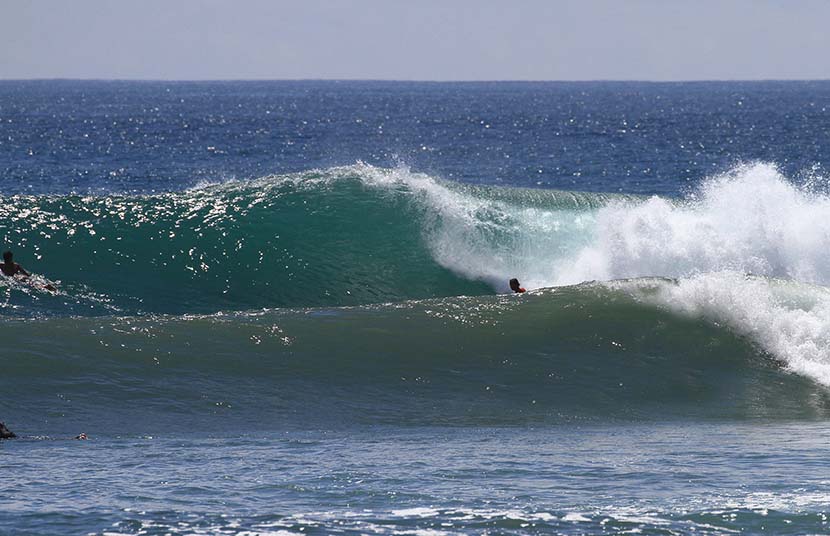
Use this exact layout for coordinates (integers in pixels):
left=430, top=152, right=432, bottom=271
left=0, top=163, right=624, bottom=316
left=6, top=283, right=830, bottom=435
left=5, top=162, right=830, bottom=316
left=5, top=161, right=830, bottom=427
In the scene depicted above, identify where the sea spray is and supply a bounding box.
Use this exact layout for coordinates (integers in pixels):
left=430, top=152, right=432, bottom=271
left=551, top=163, right=830, bottom=286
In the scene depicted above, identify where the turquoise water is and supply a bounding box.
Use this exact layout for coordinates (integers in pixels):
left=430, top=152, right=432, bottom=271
left=3, top=81, right=830, bottom=535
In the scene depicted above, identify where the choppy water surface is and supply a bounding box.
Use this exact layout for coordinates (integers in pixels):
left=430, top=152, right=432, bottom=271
left=5, top=425, right=830, bottom=535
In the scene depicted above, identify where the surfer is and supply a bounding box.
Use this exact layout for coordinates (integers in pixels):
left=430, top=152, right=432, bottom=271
left=0, top=422, right=89, bottom=441
left=0, top=422, right=15, bottom=439
left=509, top=278, right=526, bottom=293
left=0, top=423, right=88, bottom=440
left=1, top=251, right=30, bottom=277
left=1, top=251, right=56, bottom=291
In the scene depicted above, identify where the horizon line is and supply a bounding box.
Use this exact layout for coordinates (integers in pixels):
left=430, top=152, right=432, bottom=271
left=2, top=77, right=830, bottom=84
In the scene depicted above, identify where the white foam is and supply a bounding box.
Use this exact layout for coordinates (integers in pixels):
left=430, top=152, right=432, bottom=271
left=553, top=163, right=830, bottom=286
left=562, top=512, right=592, bottom=522
left=390, top=507, right=441, bottom=518
left=614, top=272, right=830, bottom=386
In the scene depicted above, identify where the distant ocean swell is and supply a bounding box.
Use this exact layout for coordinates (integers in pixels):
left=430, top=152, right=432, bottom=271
left=5, top=162, right=830, bottom=430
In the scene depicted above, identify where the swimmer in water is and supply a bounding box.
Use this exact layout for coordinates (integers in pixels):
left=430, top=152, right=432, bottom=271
left=509, top=278, right=526, bottom=293
left=1, top=251, right=30, bottom=277
left=1, top=250, right=56, bottom=291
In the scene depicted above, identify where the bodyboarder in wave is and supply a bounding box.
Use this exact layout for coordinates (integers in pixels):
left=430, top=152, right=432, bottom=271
left=1, top=251, right=56, bottom=291
left=509, top=278, right=526, bottom=293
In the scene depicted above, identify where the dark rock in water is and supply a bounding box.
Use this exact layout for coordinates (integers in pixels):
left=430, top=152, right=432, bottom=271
left=0, top=422, right=16, bottom=439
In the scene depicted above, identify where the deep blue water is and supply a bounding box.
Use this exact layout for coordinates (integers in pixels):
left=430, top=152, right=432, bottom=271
left=3, top=80, right=830, bottom=196
left=3, top=81, right=830, bottom=535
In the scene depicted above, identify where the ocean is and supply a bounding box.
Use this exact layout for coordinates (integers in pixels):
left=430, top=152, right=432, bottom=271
left=2, top=80, right=830, bottom=535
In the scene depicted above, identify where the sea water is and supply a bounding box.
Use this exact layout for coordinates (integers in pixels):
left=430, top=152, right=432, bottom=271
left=2, top=81, right=830, bottom=535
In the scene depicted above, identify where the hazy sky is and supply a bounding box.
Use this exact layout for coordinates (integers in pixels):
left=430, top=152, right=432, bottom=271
left=2, top=0, right=829, bottom=81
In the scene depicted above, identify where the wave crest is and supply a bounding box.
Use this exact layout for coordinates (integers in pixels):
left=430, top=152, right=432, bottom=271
left=550, top=163, right=830, bottom=286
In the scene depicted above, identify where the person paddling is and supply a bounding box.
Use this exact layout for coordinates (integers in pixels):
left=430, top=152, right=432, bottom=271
left=1, top=250, right=56, bottom=291
left=509, top=278, right=526, bottom=293
left=1, top=251, right=30, bottom=277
